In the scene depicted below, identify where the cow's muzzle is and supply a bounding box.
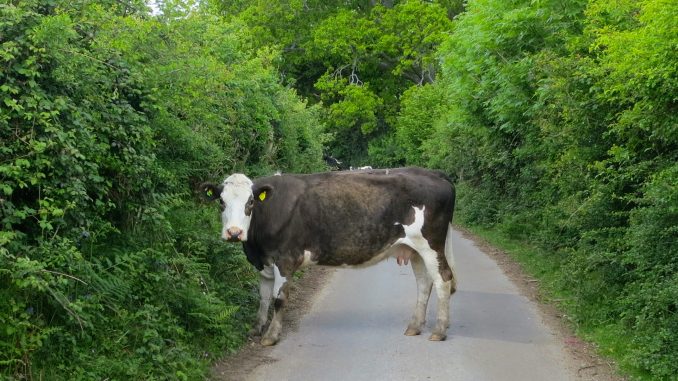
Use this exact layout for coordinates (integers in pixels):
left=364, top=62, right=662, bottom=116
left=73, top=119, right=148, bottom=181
left=223, top=227, right=244, bottom=242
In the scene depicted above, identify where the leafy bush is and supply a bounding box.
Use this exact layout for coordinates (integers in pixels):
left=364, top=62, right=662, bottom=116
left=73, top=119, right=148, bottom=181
left=1, top=1, right=324, bottom=379
left=422, top=0, right=677, bottom=378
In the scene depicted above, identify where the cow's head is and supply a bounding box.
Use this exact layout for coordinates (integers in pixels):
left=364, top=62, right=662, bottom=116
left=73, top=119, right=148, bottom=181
left=201, top=174, right=258, bottom=242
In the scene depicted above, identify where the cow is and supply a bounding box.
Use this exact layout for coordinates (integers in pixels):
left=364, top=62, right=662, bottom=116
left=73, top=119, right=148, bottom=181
left=201, top=167, right=456, bottom=346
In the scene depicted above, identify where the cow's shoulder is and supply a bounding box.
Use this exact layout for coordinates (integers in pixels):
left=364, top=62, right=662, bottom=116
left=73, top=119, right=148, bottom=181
left=248, top=175, right=308, bottom=243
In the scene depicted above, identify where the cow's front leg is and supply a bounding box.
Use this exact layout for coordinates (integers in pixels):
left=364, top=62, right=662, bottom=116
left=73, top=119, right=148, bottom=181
left=260, top=263, right=293, bottom=346
left=250, top=265, right=275, bottom=336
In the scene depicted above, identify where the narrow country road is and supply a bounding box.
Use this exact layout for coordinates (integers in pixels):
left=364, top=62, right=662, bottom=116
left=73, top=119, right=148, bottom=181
left=243, top=230, right=586, bottom=380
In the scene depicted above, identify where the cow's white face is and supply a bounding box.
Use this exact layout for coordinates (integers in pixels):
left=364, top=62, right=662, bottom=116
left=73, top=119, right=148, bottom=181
left=219, top=174, right=254, bottom=242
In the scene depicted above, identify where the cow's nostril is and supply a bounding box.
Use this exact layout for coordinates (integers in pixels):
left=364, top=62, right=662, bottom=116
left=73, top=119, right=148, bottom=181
left=227, top=227, right=242, bottom=240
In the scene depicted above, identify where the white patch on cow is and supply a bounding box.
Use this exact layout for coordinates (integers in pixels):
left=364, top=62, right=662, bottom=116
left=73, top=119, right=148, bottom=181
left=300, top=250, right=317, bottom=268
left=272, top=264, right=287, bottom=297
left=393, top=205, right=445, bottom=284
left=402, top=205, right=426, bottom=239
left=220, top=174, right=254, bottom=241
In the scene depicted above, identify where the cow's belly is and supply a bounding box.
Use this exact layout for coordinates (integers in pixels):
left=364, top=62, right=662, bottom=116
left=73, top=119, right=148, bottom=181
left=312, top=205, right=430, bottom=268
left=315, top=241, right=414, bottom=268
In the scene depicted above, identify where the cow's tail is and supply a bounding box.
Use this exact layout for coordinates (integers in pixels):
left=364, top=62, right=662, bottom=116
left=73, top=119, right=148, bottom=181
left=444, top=222, right=457, bottom=292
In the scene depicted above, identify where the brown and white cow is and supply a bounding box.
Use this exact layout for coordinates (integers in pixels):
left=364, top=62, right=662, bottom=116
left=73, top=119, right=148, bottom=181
left=201, top=167, right=456, bottom=346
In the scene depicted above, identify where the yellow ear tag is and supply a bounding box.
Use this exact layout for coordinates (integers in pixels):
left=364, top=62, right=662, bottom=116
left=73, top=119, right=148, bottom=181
left=206, top=189, right=213, bottom=197
left=259, top=191, right=267, bottom=201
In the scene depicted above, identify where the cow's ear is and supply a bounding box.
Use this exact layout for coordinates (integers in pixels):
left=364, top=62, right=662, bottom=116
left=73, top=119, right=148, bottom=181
left=254, top=185, right=273, bottom=202
left=200, top=183, right=222, bottom=201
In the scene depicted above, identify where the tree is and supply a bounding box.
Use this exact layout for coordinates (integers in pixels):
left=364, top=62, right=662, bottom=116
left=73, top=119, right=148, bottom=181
left=211, top=0, right=461, bottom=166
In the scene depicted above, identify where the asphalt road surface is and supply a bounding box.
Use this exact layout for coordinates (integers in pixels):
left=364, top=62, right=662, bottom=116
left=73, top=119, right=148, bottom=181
left=245, top=229, right=581, bottom=381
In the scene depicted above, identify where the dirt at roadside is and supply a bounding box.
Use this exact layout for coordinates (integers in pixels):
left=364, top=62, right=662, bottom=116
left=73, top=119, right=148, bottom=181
left=210, top=266, right=335, bottom=381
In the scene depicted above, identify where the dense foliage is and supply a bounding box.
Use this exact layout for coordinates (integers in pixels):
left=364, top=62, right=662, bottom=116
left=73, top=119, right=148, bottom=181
left=0, top=1, right=323, bottom=379
left=419, top=0, right=676, bottom=379
left=2, top=0, right=676, bottom=379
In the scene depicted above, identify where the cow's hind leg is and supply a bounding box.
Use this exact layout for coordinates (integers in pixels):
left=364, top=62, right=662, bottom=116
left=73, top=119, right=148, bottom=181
left=405, top=253, right=433, bottom=336
left=431, top=256, right=454, bottom=341
left=419, top=247, right=454, bottom=341
left=250, top=265, right=275, bottom=336
left=260, top=262, right=294, bottom=346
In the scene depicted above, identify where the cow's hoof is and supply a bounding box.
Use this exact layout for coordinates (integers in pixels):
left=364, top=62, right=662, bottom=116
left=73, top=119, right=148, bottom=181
left=404, top=327, right=421, bottom=336
left=260, top=337, right=278, bottom=346
left=428, top=333, right=447, bottom=341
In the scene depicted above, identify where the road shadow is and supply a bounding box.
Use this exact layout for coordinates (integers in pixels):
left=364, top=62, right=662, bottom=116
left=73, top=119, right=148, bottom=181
left=442, top=290, right=552, bottom=344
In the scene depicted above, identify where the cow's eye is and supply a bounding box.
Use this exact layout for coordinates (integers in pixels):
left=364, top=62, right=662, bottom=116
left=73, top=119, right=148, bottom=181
left=244, top=197, right=254, bottom=215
